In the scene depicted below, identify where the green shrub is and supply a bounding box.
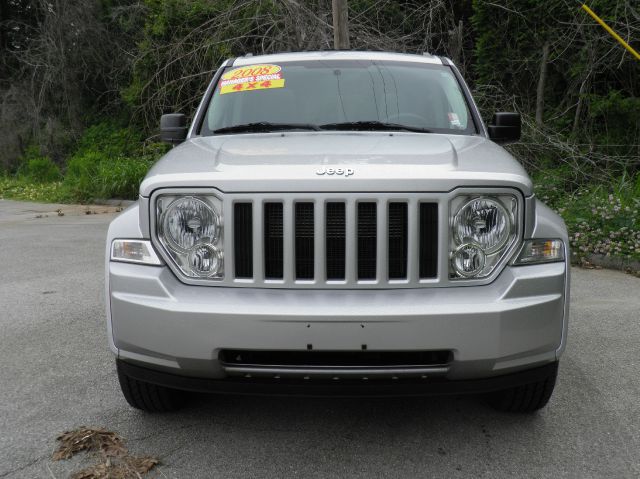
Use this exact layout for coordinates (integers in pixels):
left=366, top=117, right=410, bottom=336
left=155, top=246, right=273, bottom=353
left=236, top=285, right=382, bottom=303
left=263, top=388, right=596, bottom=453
left=535, top=169, right=640, bottom=262
left=57, top=120, right=163, bottom=201
left=64, top=150, right=155, bottom=201
left=17, top=156, right=62, bottom=183
left=96, top=156, right=155, bottom=199
left=64, top=151, right=105, bottom=201
left=566, top=190, right=640, bottom=261
left=73, top=121, right=144, bottom=159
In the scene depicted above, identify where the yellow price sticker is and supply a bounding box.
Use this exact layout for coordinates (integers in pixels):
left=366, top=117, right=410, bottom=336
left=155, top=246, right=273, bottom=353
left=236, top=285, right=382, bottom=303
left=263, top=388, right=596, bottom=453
left=219, top=64, right=286, bottom=94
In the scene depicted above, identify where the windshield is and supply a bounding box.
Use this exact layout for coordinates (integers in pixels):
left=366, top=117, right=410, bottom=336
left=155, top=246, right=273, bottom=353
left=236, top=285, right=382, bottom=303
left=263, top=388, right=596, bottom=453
left=201, top=60, right=476, bottom=135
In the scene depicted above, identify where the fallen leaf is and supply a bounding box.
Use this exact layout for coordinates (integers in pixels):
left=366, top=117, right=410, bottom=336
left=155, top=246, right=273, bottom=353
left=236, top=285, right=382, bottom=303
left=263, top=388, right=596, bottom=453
left=53, top=427, right=160, bottom=478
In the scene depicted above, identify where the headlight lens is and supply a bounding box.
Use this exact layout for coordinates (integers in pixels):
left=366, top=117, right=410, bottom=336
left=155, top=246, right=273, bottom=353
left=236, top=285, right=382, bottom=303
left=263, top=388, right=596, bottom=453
left=157, top=195, right=224, bottom=279
left=451, top=243, right=486, bottom=277
left=453, top=198, right=510, bottom=254
left=450, top=194, right=518, bottom=279
left=188, top=243, right=223, bottom=277
left=162, top=197, right=220, bottom=252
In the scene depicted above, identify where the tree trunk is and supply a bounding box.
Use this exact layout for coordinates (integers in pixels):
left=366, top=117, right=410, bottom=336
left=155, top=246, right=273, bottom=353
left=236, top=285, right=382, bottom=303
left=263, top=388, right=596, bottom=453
left=332, top=0, right=350, bottom=50
left=535, top=42, right=550, bottom=127
left=572, top=49, right=594, bottom=137
left=572, top=76, right=589, bottom=136
left=448, top=20, right=464, bottom=68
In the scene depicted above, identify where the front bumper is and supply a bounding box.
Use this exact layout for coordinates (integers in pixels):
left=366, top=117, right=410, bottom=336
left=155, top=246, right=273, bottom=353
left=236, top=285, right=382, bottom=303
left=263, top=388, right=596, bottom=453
left=108, top=260, right=568, bottom=385
left=117, top=358, right=559, bottom=397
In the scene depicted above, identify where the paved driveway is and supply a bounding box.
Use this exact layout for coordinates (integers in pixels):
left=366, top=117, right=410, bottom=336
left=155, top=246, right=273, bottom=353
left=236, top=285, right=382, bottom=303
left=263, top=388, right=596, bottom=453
left=1, top=199, right=638, bottom=478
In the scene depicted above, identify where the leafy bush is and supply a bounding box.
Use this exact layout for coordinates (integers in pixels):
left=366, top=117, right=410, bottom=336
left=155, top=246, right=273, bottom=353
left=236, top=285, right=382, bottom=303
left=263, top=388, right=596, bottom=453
left=63, top=151, right=105, bottom=201
left=567, top=192, right=640, bottom=261
left=587, top=91, right=640, bottom=148
left=73, top=121, right=144, bottom=159
left=534, top=170, right=640, bottom=262
left=17, top=156, right=62, bottom=183
left=95, top=156, right=155, bottom=199
left=61, top=121, right=163, bottom=201
left=64, top=151, right=155, bottom=201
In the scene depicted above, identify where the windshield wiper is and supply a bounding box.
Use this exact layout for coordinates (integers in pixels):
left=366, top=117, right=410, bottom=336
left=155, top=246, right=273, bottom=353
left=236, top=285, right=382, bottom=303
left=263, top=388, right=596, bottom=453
left=319, top=121, right=432, bottom=133
left=213, top=122, right=321, bottom=134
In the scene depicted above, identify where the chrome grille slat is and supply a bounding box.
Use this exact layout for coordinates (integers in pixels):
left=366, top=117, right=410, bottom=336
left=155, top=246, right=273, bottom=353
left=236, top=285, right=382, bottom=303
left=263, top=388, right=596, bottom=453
left=252, top=201, right=264, bottom=281
left=345, top=199, right=357, bottom=284
left=313, top=201, right=326, bottom=283
left=376, top=199, right=389, bottom=283
left=407, top=198, right=420, bottom=283
left=282, top=199, right=295, bottom=283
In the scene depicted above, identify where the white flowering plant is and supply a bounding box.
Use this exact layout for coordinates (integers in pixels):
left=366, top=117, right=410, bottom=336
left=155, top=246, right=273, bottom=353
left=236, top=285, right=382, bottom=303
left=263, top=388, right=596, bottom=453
left=534, top=170, right=640, bottom=264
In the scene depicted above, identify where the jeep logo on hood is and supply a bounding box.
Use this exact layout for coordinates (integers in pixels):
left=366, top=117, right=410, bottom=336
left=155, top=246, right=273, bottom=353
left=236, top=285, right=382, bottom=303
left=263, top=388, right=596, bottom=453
left=315, top=167, right=355, bottom=177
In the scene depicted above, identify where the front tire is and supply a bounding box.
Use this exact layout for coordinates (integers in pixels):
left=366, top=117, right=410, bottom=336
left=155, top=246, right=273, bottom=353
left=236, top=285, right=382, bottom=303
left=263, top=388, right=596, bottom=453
left=488, top=363, right=558, bottom=413
left=117, top=362, right=185, bottom=412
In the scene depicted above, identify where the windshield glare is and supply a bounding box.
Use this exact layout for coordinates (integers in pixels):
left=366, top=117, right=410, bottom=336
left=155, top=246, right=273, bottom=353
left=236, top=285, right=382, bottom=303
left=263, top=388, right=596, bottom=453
left=202, top=60, right=475, bottom=135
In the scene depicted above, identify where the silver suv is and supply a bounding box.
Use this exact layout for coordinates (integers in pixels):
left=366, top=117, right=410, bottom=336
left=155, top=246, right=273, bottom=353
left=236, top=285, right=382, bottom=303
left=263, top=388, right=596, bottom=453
left=106, top=51, right=569, bottom=413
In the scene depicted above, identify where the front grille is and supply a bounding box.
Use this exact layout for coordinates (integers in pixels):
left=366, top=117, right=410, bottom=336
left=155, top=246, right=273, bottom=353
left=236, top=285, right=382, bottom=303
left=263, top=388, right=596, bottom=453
left=227, top=196, right=439, bottom=287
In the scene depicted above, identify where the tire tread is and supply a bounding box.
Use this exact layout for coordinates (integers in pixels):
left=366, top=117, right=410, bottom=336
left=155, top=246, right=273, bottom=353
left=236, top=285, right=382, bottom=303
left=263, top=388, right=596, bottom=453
left=117, top=363, right=184, bottom=412
left=488, top=364, right=558, bottom=413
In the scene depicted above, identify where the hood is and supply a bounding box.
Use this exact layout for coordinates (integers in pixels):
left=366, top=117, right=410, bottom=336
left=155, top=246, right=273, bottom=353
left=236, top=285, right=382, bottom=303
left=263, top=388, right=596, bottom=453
left=139, top=132, right=532, bottom=196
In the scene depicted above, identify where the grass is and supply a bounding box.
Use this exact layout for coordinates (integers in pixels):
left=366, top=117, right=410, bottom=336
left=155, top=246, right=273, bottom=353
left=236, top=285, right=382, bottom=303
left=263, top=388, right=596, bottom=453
left=0, top=177, right=71, bottom=203
left=0, top=154, right=154, bottom=204
left=1, top=157, right=156, bottom=204
left=1, top=121, right=168, bottom=204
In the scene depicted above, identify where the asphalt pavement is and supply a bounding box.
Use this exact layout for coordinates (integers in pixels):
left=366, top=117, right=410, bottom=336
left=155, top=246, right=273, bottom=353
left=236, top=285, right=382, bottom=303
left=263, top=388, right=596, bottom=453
left=0, top=199, right=639, bottom=478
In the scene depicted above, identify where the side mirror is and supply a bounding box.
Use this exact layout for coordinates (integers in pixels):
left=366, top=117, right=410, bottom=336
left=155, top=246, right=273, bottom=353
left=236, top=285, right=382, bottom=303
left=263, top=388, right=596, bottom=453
left=160, top=113, right=188, bottom=144
left=488, top=112, right=521, bottom=144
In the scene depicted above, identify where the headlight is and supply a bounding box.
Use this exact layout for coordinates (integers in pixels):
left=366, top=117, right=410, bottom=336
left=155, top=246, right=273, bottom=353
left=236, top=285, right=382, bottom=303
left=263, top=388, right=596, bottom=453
left=162, top=197, right=220, bottom=252
left=450, top=194, right=518, bottom=279
left=157, top=195, right=224, bottom=279
left=451, top=243, right=486, bottom=277
left=453, top=197, right=511, bottom=254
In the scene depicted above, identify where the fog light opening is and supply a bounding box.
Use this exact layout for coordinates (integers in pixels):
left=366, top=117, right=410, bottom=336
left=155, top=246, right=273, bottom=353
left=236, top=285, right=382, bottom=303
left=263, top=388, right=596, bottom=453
left=188, top=243, right=223, bottom=277
left=451, top=242, right=486, bottom=277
